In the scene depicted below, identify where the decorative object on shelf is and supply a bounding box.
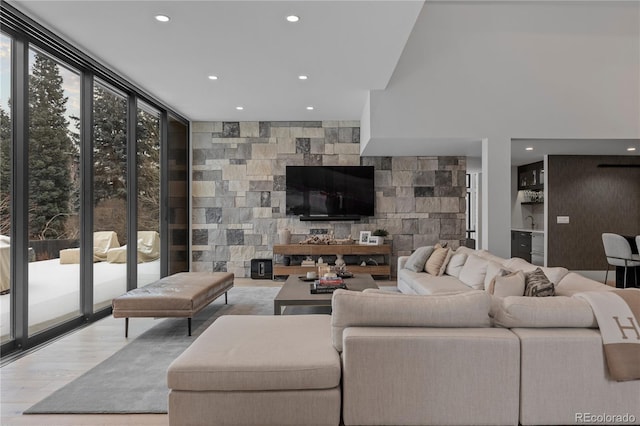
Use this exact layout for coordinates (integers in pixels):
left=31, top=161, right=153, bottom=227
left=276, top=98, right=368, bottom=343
left=278, top=228, right=291, bottom=245
left=283, top=256, right=291, bottom=266
left=358, top=231, right=371, bottom=245
left=372, top=229, right=389, bottom=239
left=368, top=236, right=382, bottom=245
left=334, top=254, right=346, bottom=268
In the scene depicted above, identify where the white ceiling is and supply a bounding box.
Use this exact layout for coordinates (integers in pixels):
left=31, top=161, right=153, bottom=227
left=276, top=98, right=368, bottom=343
left=9, top=0, right=424, bottom=122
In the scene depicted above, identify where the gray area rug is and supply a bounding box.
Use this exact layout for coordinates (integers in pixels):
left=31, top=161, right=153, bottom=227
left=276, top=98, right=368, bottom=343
left=25, top=286, right=291, bottom=414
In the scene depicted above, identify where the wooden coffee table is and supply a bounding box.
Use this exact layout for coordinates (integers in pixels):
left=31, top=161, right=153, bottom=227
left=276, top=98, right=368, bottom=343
left=274, top=273, right=378, bottom=315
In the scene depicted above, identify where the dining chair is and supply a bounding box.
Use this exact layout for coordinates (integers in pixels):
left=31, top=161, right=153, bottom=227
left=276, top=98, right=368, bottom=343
left=601, top=233, right=640, bottom=288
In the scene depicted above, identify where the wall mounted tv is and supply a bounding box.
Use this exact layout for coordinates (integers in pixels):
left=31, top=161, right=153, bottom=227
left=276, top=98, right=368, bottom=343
left=286, top=166, right=375, bottom=221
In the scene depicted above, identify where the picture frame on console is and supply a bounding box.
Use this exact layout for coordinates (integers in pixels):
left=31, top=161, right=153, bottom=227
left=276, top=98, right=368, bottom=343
left=359, top=231, right=371, bottom=245
left=367, top=236, right=381, bottom=246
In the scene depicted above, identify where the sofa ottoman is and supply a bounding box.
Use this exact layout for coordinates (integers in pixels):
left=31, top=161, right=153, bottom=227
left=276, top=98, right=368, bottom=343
left=167, top=315, right=341, bottom=426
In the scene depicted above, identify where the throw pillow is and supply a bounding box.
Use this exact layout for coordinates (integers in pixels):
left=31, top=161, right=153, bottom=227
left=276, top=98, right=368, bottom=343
left=404, top=246, right=434, bottom=272
left=438, top=249, right=453, bottom=276
left=425, top=245, right=450, bottom=276
left=445, top=252, right=468, bottom=277
left=524, top=268, right=555, bottom=297
left=484, top=260, right=507, bottom=290
left=458, top=254, right=489, bottom=289
left=487, top=270, right=526, bottom=297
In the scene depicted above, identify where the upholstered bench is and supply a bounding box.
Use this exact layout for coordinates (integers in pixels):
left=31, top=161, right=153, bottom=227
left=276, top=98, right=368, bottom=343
left=112, top=272, right=234, bottom=337
left=167, top=315, right=341, bottom=426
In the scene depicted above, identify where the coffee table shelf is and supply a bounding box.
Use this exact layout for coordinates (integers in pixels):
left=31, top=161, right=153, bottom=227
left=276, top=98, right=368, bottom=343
left=273, top=244, right=391, bottom=279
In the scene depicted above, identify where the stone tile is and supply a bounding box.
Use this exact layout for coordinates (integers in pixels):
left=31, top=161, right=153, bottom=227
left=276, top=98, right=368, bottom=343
left=402, top=219, right=419, bottom=234
left=192, top=208, right=206, bottom=225
left=260, top=191, right=271, bottom=207
left=192, top=149, right=207, bottom=165
left=249, top=180, right=273, bottom=191
left=259, top=121, right=271, bottom=138
left=205, top=207, right=222, bottom=224
left=226, top=229, right=244, bottom=245
left=244, top=234, right=263, bottom=246
left=233, top=144, right=251, bottom=160
left=253, top=207, right=272, bottom=218
left=396, top=187, right=413, bottom=198
left=338, top=128, right=353, bottom=143
left=304, top=153, right=323, bottom=166
left=295, top=138, right=311, bottom=154
left=192, top=122, right=214, bottom=133
left=325, top=128, right=338, bottom=144
left=270, top=121, right=290, bottom=127
left=222, top=122, right=240, bottom=137
left=376, top=196, right=396, bottom=213
left=192, top=132, right=213, bottom=149
left=212, top=261, right=227, bottom=272
left=414, top=187, right=434, bottom=197
left=334, top=143, right=360, bottom=155
left=435, top=186, right=465, bottom=197
left=440, top=218, right=458, bottom=236
left=417, top=158, right=439, bottom=171
left=290, top=127, right=305, bottom=138
left=252, top=143, right=278, bottom=159
left=246, top=159, right=273, bottom=176
left=271, top=127, right=291, bottom=138
left=392, top=171, right=414, bottom=187
left=418, top=218, right=441, bottom=235
left=229, top=180, right=249, bottom=192
left=240, top=122, right=259, bottom=138
left=214, top=245, right=230, bottom=261
left=392, top=234, right=413, bottom=251
left=441, top=197, right=461, bottom=213
left=208, top=229, right=227, bottom=245
left=439, top=157, right=459, bottom=167
left=310, top=139, right=325, bottom=154
left=382, top=187, right=396, bottom=197
left=192, top=181, right=216, bottom=197
left=338, top=155, right=360, bottom=166
left=323, top=120, right=340, bottom=128
left=413, top=234, right=439, bottom=248
left=322, top=155, right=341, bottom=166
left=222, top=164, right=247, bottom=181
left=414, top=171, right=435, bottom=186
left=375, top=170, right=392, bottom=187
left=229, top=159, right=246, bottom=165
left=276, top=137, right=296, bottom=154
left=192, top=250, right=214, bottom=262
left=301, top=121, right=323, bottom=127
left=435, top=170, right=452, bottom=186
left=339, top=121, right=360, bottom=127
left=352, top=128, right=360, bottom=143
left=273, top=175, right=286, bottom=191
left=392, top=157, right=417, bottom=171
left=416, top=197, right=441, bottom=213
left=192, top=229, right=209, bottom=245
left=302, top=127, right=325, bottom=138
left=230, top=245, right=256, bottom=261
left=396, top=197, right=415, bottom=213
left=324, top=143, right=335, bottom=155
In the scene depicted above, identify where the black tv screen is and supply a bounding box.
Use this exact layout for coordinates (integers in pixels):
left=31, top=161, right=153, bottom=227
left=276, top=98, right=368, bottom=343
left=286, top=166, right=375, bottom=220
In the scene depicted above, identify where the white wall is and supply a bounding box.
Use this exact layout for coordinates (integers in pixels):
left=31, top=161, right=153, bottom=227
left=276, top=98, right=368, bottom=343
left=362, top=1, right=640, bottom=256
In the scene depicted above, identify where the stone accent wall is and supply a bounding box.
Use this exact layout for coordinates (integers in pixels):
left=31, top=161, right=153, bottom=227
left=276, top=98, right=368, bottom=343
left=191, top=120, right=466, bottom=277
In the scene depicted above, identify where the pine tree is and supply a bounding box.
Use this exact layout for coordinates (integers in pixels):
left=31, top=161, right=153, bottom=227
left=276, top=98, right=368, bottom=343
left=136, top=108, right=160, bottom=233
left=0, top=106, right=11, bottom=235
left=28, top=53, right=73, bottom=239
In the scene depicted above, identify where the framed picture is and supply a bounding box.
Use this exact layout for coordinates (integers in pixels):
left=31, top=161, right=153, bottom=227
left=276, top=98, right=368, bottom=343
left=368, top=236, right=381, bottom=245
left=359, top=231, right=371, bottom=245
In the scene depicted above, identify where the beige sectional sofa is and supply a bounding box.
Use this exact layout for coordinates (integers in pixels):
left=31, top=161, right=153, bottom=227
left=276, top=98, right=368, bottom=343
left=168, top=246, right=640, bottom=426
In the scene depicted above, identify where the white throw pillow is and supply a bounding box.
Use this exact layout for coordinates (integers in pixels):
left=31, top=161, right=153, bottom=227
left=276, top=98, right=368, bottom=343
left=404, top=246, right=434, bottom=272
left=458, top=254, right=489, bottom=290
left=487, top=271, right=526, bottom=297
left=484, top=260, right=507, bottom=290
left=445, top=252, right=468, bottom=278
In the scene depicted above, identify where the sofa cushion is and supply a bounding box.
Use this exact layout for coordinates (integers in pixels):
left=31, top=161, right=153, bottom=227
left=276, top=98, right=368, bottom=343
left=488, top=270, right=526, bottom=297
left=503, top=257, right=569, bottom=285
left=404, top=246, right=434, bottom=272
left=493, top=296, right=597, bottom=328
left=458, top=254, right=489, bottom=289
left=398, top=269, right=471, bottom=295
left=476, top=249, right=509, bottom=265
left=524, top=268, right=555, bottom=297
left=484, top=260, right=509, bottom=290
left=331, top=290, right=492, bottom=351
left=555, top=272, right=614, bottom=296
left=445, top=252, right=467, bottom=278
left=425, top=245, right=450, bottom=276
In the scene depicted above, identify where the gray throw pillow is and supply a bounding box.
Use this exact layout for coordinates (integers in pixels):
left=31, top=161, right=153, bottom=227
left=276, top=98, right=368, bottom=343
left=524, top=268, right=555, bottom=297
left=404, top=246, right=434, bottom=272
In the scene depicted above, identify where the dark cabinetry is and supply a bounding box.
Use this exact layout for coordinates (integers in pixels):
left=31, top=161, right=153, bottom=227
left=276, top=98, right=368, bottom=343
left=511, top=231, right=532, bottom=262
left=517, top=161, right=544, bottom=191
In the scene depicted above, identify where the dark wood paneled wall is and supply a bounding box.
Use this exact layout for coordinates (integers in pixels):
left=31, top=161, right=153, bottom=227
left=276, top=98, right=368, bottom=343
left=547, top=155, right=640, bottom=269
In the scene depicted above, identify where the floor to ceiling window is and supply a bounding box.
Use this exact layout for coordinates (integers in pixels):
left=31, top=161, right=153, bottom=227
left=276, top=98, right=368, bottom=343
left=92, top=81, right=128, bottom=310
left=136, top=102, right=161, bottom=286
left=27, top=47, right=82, bottom=336
left=0, top=3, right=189, bottom=356
left=0, top=32, right=13, bottom=344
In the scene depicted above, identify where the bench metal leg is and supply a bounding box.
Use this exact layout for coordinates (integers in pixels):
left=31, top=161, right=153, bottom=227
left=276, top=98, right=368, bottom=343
left=225, top=291, right=228, bottom=304
left=188, top=318, right=192, bottom=336
left=125, top=318, right=129, bottom=338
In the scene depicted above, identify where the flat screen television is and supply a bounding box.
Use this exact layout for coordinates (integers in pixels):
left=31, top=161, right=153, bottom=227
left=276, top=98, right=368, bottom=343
left=286, top=166, right=375, bottom=221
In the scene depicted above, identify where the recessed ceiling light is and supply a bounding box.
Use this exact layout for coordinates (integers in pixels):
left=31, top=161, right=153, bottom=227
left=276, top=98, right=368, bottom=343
left=306, top=106, right=314, bottom=110
left=286, top=15, right=300, bottom=23
left=525, top=147, right=534, bottom=151
left=236, top=106, right=244, bottom=111
left=298, top=75, right=308, bottom=80
left=208, top=75, right=218, bottom=80
left=628, top=147, right=637, bottom=151
left=155, top=15, right=170, bottom=22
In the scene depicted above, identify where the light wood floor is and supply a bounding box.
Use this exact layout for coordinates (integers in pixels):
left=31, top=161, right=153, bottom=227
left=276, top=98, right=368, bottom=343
left=0, top=278, right=395, bottom=425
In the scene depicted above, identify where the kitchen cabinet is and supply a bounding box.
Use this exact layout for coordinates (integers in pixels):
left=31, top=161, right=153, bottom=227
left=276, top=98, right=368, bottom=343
left=517, top=161, right=544, bottom=191
left=511, top=231, right=532, bottom=262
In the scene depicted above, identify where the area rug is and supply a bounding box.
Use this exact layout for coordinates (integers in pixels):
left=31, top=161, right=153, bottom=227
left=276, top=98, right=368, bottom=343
left=24, top=286, right=284, bottom=414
